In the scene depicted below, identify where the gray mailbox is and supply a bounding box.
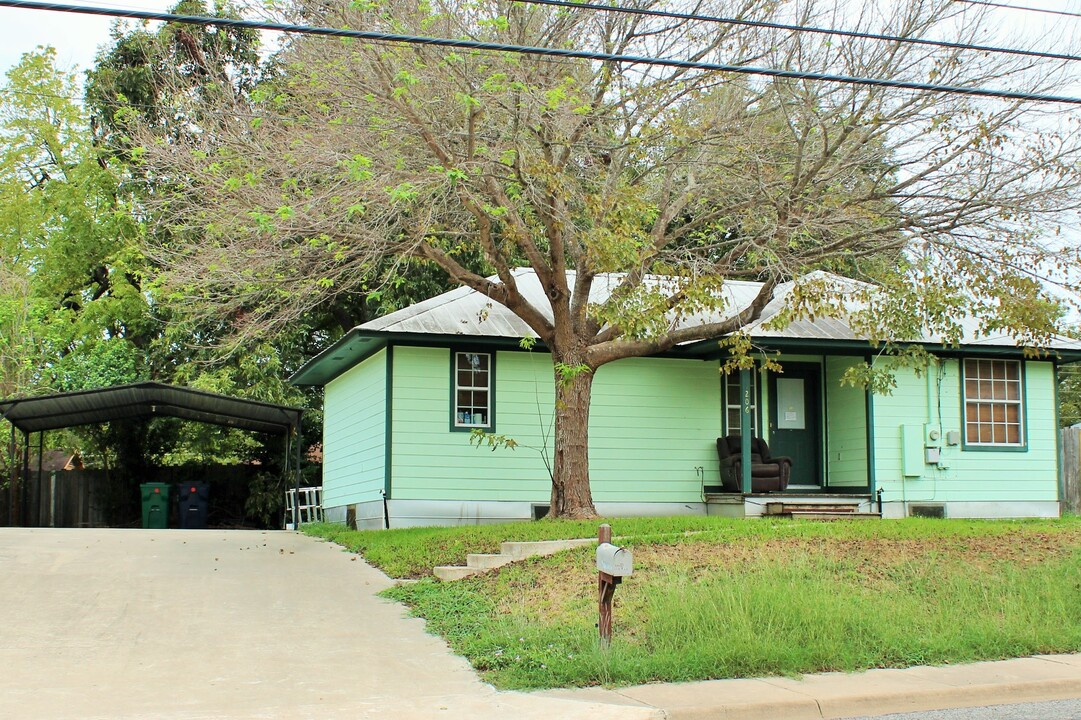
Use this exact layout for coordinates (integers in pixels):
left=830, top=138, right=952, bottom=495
left=596, top=542, right=633, bottom=577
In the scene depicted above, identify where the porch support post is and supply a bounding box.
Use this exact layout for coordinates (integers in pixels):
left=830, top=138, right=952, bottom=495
left=740, top=367, right=752, bottom=494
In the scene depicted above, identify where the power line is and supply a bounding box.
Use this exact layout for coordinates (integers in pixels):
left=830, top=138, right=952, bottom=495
left=512, top=0, right=1081, bottom=64
left=2, top=0, right=1081, bottom=106
left=952, top=0, right=1081, bottom=19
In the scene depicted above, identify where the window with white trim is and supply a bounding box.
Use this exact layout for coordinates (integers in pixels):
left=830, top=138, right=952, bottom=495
left=963, top=359, right=1023, bottom=446
left=724, top=371, right=757, bottom=436
left=454, top=351, right=492, bottom=428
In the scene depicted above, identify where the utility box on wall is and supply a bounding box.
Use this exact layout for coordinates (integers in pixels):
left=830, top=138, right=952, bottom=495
left=901, top=425, right=924, bottom=477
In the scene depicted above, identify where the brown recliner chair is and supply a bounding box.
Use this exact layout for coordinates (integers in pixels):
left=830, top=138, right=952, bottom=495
left=716, top=435, right=792, bottom=493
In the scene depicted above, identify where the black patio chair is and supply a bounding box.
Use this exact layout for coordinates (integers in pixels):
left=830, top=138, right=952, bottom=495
left=715, top=435, right=792, bottom=493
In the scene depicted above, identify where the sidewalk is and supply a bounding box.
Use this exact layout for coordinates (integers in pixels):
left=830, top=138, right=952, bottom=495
left=537, top=653, right=1081, bottom=719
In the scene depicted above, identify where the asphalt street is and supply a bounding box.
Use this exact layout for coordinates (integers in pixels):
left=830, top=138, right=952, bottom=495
left=849, top=698, right=1081, bottom=719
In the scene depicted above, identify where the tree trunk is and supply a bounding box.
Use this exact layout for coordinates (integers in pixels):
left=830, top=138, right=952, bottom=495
left=550, top=362, right=599, bottom=519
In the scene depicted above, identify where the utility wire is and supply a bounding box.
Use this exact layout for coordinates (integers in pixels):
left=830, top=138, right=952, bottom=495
left=511, top=0, right=1081, bottom=64
left=952, top=0, right=1081, bottom=19
left=3, top=0, right=1081, bottom=106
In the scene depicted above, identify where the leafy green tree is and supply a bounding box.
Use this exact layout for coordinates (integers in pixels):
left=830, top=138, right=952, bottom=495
left=0, top=48, right=149, bottom=394
left=135, top=0, right=1081, bottom=518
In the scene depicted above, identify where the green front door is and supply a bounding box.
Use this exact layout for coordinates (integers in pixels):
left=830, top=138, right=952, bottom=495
left=768, top=363, right=822, bottom=487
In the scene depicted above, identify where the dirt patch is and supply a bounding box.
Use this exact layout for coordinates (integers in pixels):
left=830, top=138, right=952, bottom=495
left=481, top=526, right=1081, bottom=620
left=632, top=529, right=1081, bottom=578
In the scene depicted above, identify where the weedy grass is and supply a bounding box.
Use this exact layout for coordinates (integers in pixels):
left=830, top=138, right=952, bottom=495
left=303, top=516, right=733, bottom=577
left=310, top=517, right=1081, bottom=690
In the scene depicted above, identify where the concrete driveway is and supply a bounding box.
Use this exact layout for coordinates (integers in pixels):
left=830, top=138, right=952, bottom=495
left=0, top=529, right=656, bottom=720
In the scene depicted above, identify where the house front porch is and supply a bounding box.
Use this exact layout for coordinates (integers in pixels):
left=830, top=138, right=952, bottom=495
left=704, top=492, right=879, bottom=519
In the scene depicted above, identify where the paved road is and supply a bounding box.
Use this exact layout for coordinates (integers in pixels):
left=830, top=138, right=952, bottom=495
left=848, top=698, right=1081, bottom=719
left=0, top=528, right=655, bottom=720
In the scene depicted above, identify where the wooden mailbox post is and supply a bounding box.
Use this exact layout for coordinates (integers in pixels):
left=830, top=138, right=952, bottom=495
left=596, top=523, right=633, bottom=647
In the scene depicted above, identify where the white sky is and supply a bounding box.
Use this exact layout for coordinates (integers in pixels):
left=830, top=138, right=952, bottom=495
left=2, top=0, right=1081, bottom=315
left=1, top=0, right=1080, bottom=78
left=0, top=1, right=176, bottom=79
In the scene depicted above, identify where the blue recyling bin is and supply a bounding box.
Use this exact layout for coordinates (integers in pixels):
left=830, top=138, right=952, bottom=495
left=140, top=483, right=171, bottom=529
left=177, top=482, right=209, bottom=529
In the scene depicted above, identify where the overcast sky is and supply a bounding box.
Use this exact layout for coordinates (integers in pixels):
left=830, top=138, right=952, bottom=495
left=0, top=1, right=177, bottom=79
left=2, top=0, right=1081, bottom=80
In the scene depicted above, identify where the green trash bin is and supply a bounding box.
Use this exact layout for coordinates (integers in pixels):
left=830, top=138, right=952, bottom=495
left=140, top=482, right=171, bottom=529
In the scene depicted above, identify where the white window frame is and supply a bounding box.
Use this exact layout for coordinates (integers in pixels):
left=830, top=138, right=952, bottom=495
left=453, top=351, right=492, bottom=429
left=962, top=358, right=1024, bottom=448
left=724, top=370, right=758, bottom=436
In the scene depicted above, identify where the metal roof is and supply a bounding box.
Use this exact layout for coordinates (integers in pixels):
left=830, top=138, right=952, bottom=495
left=0, top=382, right=303, bottom=435
left=363, top=268, right=765, bottom=337
left=290, top=268, right=1081, bottom=386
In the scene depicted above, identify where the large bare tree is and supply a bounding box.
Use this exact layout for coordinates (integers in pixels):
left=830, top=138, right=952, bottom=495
left=139, top=0, right=1081, bottom=517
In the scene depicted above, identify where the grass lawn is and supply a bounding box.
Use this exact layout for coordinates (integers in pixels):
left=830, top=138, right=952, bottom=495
left=305, top=517, right=1081, bottom=690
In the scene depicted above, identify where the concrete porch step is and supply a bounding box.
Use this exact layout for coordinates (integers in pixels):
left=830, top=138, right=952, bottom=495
left=434, top=537, right=596, bottom=582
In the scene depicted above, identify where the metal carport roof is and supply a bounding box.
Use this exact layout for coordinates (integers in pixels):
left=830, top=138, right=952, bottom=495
left=0, top=382, right=302, bottom=435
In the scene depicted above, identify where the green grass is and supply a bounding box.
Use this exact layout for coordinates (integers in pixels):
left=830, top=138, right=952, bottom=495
left=303, top=515, right=733, bottom=577
left=307, top=517, right=1081, bottom=690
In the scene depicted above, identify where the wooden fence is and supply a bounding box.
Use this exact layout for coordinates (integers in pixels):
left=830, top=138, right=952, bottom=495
left=1060, top=427, right=1081, bottom=514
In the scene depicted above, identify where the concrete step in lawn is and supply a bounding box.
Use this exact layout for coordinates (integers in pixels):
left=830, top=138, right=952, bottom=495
left=434, top=537, right=595, bottom=581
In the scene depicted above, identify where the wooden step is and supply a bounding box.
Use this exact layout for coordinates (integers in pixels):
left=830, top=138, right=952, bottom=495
left=777, top=511, right=882, bottom=521
left=765, top=502, right=863, bottom=515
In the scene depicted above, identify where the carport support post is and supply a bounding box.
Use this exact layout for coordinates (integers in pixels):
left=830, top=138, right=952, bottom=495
left=20, top=429, right=30, bottom=527
left=293, top=424, right=302, bottom=530
left=740, top=367, right=752, bottom=494
left=7, top=423, right=14, bottom=525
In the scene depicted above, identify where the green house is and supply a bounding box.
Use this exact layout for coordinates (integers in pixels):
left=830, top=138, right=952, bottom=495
left=291, top=270, right=1081, bottom=528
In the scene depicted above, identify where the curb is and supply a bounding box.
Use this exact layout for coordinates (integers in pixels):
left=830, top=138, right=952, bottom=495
left=536, top=654, right=1081, bottom=720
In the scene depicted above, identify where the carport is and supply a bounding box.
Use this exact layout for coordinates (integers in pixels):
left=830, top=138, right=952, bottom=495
left=0, top=382, right=304, bottom=528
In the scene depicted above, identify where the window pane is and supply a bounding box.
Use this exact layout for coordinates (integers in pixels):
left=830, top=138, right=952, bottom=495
left=979, top=425, right=993, bottom=443
left=1007, top=425, right=1020, bottom=444
left=967, top=425, right=979, bottom=443
left=1005, top=404, right=1019, bottom=423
